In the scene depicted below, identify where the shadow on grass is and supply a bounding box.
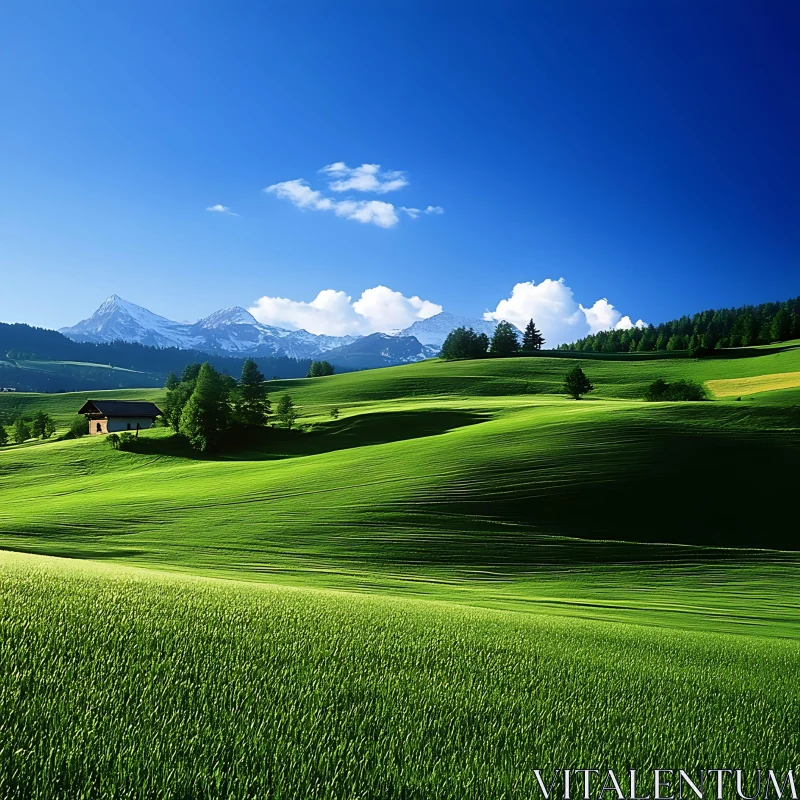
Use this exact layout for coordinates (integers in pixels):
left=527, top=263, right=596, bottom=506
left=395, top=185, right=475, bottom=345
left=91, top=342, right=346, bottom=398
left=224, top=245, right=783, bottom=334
left=126, top=409, right=489, bottom=462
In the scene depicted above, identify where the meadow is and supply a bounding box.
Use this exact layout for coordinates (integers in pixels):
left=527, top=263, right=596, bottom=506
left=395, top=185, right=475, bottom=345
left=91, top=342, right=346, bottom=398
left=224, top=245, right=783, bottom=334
left=2, top=552, right=799, bottom=799
left=1, top=350, right=799, bottom=796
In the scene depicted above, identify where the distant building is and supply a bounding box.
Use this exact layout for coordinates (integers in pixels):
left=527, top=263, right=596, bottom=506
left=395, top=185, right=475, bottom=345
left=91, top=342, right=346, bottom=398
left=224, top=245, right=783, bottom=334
left=1, top=387, right=17, bottom=392
left=78, top=399, right=163, bottom=435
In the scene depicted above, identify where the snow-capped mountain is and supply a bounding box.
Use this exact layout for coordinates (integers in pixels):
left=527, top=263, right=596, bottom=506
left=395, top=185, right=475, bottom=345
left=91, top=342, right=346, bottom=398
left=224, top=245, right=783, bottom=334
left=59, top=296, right=355, bottom=359
left=59, top=295, right=201, bottom=350
left=59, top=297, right=493, bottom=367
left=396, top=312, right=498, bottom=350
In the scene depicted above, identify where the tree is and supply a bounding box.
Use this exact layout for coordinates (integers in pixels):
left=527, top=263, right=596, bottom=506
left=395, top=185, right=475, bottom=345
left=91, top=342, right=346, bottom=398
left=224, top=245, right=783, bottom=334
left=440, top=327, right=489, bottom=360
left=179, top=363, right=231, bottom=452
left=490, top=321, right=520, bottom=357
left=0, top=424, right=8, bottom=446
left=771, top=308, right=792, bottom=342
left=330, top=407, right=340, bottom=419
left=31, top=411, right=56, bottom=439
left=232, top=358, right=271, bottom=428
left=645, top=379, right=705, bottom=402
left=13, top=418, right=30, bottom=444
left=68, top=415, right=89, bottom=438
left=164, top=371, right=179, bottom=390
left=275, top=394, right=298, bottom=430
left=107, top=433, right=121, bottom=449
left=564, top=366, right=593, bottom=400
left=522, top=319, right=546, bottom=350
left=181, top=363, right=203, bottom=383
left=307, top=361, right=335, bottom=377
left=164, top=381, right=194, bottom=433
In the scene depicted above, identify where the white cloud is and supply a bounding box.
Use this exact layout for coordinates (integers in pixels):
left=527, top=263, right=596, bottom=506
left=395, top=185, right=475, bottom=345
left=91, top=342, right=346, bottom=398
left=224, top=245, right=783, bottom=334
left=320, top=162, right=409, bottom=194
left=353, top=286, right=442, bottom=330
left=401, top=205, right=445, bottom=219
left=265, top=164, right=442, bottom=228
left=580, top=298, right=621, bottom=334
left=206, top=204, right=238, bottom=216
left=615, top=315, right=647, bottom=331
left=484, top=278, right=643, bottom=346
left=248, top=285, right=442, bottom=336
left=580, top=299, right=648, bottom=334
left=265, top=179, right=399, bottom=228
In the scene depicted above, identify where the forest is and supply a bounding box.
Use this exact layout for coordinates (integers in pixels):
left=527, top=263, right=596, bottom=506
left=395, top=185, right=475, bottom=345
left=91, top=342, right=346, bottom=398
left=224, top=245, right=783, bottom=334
left=558, top=296, right=800, bottom=355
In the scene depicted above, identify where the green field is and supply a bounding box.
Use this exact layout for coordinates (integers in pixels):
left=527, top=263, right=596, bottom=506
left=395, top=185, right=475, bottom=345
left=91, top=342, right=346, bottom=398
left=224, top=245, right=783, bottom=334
left=1, top=351, right=799, bottom=796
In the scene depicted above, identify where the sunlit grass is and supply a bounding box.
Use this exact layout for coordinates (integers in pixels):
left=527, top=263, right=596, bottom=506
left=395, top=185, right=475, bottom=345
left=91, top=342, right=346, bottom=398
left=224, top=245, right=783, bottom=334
left=1, top=551, right=798, bottom=799
left=706, top=371, right=800, bottom=397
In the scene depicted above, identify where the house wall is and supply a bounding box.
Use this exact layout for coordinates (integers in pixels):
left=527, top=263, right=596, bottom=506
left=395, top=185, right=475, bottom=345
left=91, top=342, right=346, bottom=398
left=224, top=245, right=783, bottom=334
left=89, top=417, right=156, bottom=435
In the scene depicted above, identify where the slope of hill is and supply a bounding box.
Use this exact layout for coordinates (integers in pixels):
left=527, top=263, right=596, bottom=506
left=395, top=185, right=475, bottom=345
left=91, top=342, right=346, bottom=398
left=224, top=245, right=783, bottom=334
left=2, top=349, right=798, bottom=593
left=3, top=549, right=797, bottom=798
left=2, top=349, right=799, bottom=797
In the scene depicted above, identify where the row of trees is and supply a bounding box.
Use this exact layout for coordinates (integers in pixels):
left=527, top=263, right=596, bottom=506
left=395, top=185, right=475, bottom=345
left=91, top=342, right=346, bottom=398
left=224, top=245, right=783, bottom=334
left=559, top=296, right=800, bottom=355
left=441, top=320, right=546, bottom=360
left=164, top=359, right=300, bottom=452
left=0, top=410, right=57, bottom=446
left=307, top=360, right=334, bottom=377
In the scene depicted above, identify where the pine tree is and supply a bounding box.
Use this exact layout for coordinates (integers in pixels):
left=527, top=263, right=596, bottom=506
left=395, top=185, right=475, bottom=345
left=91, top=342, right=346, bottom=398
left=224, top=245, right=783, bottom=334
left=521, top=319, right=546, bottom=350
left=165, top=371, right=179, bottom=390
left=30, top=411, right=56, bottom=439
left=490, top=321, right=520, bottom=357
left=233, top=358, right=270, bottom=427
left=179, top=363, right=231, bottom=452
left=770, top=308, right=792, bottom=342
left=563, top=366, right=593, bottom=400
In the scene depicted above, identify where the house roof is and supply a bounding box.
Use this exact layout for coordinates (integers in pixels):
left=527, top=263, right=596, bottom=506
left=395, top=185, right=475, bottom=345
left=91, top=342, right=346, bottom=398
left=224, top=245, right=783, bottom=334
left=78, top=399, right=163, bottom=417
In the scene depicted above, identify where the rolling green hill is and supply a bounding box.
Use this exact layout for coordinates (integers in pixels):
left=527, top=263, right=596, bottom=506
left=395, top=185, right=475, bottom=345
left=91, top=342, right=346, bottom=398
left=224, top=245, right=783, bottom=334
left=1, top=350, right=798, bottom=623
left=2, top=349, right=799, bottom=797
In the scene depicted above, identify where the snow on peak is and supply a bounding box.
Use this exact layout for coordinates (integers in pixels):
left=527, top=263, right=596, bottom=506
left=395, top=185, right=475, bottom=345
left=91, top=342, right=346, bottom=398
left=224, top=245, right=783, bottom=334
left=197, top=306, right=259, bottom=328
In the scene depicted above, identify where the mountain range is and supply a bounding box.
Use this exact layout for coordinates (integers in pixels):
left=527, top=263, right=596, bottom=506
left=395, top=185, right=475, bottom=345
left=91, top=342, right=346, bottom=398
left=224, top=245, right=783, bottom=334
left=59, top=296, right=498, bottom=369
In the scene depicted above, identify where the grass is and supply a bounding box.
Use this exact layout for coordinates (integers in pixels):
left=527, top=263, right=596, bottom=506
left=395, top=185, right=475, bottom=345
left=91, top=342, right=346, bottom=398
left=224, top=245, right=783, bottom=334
left=1, top=350, right=799, bottom=795
left=706, top=371, right=800, bottom=397
left=1, top=551, right=798, bottom=799
left=0, top=358, right=164, bottom=393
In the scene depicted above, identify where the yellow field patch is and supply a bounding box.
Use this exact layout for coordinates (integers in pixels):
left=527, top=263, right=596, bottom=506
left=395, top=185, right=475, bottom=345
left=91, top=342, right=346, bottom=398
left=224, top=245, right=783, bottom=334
left=705, top=371, right=800, bottom=397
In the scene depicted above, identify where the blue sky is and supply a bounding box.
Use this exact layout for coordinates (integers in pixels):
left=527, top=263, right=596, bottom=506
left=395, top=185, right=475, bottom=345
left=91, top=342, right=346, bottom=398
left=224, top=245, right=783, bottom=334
left=1, top=1, right=797, bottom=343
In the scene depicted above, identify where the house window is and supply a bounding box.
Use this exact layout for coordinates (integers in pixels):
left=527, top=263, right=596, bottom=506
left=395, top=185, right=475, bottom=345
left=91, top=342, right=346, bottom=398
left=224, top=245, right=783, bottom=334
left=127, top=423, right=131, bottom=430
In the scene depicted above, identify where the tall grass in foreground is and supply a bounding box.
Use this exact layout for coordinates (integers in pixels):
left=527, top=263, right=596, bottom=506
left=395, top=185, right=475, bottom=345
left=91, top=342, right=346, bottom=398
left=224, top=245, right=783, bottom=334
left=1, top=554, right=798, bottom=799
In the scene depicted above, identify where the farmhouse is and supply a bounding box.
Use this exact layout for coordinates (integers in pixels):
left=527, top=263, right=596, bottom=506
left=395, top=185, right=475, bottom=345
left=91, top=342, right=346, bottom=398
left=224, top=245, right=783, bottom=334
left=78, top=399, right=163, bottom=435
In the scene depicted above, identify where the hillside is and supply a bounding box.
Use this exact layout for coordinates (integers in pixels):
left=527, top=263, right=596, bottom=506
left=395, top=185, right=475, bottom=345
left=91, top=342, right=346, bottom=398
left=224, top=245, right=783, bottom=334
left=3, top=346, right=800, bottom=798
left=1, top=350, right=798, bottom=624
